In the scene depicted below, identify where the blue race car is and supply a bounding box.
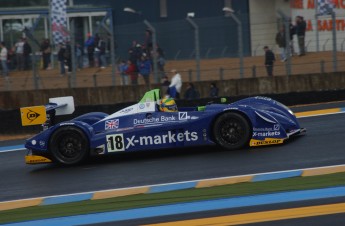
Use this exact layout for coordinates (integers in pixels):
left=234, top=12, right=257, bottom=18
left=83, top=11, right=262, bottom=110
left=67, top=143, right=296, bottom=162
left=21, top=89, right=305, bottom=165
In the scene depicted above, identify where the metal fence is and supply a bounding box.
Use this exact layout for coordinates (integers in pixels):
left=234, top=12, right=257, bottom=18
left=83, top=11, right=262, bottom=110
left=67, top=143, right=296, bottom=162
left=1, top=12, right=345, bottom=91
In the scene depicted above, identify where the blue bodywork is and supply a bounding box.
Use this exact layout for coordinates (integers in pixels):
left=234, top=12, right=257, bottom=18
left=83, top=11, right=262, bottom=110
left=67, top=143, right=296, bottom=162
left=25, top=90, right=304, bottom=160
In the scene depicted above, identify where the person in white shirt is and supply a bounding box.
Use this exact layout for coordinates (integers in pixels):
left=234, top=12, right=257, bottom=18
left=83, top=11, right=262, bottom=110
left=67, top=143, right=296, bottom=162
left=0, top=42, right=8, bottom=77
left=168, top=69, right=182, bottom=99
left=14, top=38, right=24, bottom=70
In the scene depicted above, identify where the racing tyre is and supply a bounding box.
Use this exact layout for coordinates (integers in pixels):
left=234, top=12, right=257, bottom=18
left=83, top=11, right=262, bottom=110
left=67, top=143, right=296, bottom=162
left=213, top=112, right=251, bottom=150
left=49, top=126, right=89, bottom=165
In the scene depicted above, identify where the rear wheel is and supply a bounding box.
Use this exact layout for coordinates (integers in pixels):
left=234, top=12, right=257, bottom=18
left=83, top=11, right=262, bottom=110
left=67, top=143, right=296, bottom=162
left=213, top=112, right=251, bottom=150
left=49, top=126, right=89, bottom=165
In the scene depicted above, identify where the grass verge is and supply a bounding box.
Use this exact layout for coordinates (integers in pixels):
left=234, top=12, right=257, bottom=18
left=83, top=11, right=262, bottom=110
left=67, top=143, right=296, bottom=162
left=1, top=172, right=345, bottom=224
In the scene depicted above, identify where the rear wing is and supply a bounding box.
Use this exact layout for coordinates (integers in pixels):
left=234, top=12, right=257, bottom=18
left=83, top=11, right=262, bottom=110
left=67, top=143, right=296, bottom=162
left=20, top=96, right=74, bottom=126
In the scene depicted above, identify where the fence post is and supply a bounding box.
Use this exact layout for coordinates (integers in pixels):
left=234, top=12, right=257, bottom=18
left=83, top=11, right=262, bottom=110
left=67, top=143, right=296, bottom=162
left=277, top=9, right=291, bottom=76
left=252, top=65, right=256, bottom=77
left=186, top=17, right=201, bottom=81
left=219, top=67, right=224, bottom=80
left=320, top=60, right=325, bottom=74
left=188, top=69, right=193, bottom=82
left=93, top=74, right=98, bottom=87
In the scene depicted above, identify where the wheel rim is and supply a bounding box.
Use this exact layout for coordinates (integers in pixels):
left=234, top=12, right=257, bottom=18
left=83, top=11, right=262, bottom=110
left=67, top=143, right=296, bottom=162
left=219, top=118, right=245, bottom=145
left=57, top=132, right=83, bottom=160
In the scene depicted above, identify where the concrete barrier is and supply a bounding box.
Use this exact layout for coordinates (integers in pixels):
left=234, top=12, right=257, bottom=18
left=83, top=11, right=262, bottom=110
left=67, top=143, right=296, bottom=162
left=1, top=72, right=345, bottom=110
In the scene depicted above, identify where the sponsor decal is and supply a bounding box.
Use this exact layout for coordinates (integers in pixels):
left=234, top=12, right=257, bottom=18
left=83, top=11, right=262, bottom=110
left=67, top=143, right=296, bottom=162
left=116, top=127, right=133, bottom=132
left=146, top=102, right=151, bottom=108
left=105, top=119, right=119, bottom=130
left=120, top=107, right=134, bottom=114
left=253, top=124, right=280, bottom=132
left=250, top=138, right=284, bottom=147
left=179, top=112, right=188, bottom=120
left=106, top=130, right=199, bottom=152
left=133, top=115, right=176, bottom=125
left=255, top=96, right=272, bottom=101
left=133, top=113, right=198, bottom=126
left=139, top=103, right=145, bottom=109
left=253, top=131, right=280, bottom=137
left=60, top=122, right=75, bottom=126
left=39, top=141, right=45, bottom=147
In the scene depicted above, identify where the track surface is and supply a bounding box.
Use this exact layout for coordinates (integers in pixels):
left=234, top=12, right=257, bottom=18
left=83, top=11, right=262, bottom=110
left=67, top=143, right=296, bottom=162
left=99, top=197, right=345, bottom=226
left=0, top=102, right=344, bottom=202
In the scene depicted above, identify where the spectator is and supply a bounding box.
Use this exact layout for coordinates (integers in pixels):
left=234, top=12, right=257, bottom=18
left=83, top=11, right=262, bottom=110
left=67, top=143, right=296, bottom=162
left=144, top=29, right=153, bottom=54
left=184, top=83, right=200, bottom=100
left=263, top=46, right=275, bottom=77
left=275, top=26, right=287, bottom=62
left=57, top=43, right=66, bottom=76
left=98, top=36, right=106, bottom=69
left=14, top=38, right=24, bottom=70
left=7, top=48, right=15, bottom=71
left=289, top=19, right=296, bottom=55
left=137, top=54, right=151, bottom=87
left=118, top=60, right=129, bottom=85
left=76, top=43, right=83, bottom=70
left=0, top=42, right=9, bottom=78
left=168, top=69, right=182, bottom=99
left=23, top=38, right=32, bottom=70
left=125, top=60, right=138, bottom=85
left=93, top=33, right=100, bottom=67
left=40, top=38, right=51, bottom=70
left=209, top=82, right=219, bottom=97
left=157, top=51, right=165, bottom=78
left=161, top=75, right=170, bottom=95
left=65, top=41, right=72, bottom=73
left=84, top=33, right=95, bottom=67
left=295, top=16, right=306, bottom=56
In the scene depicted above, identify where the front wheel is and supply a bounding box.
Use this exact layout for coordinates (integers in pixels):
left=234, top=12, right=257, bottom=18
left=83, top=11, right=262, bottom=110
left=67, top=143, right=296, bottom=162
left=49, top=126, right=89, bottom=165
left=213, top=112, right=251, bottom=150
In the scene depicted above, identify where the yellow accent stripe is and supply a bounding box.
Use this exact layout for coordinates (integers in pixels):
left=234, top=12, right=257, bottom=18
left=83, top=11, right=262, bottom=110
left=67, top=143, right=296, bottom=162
left=92, top=187, right=150, bottom=200
left=143, top=202, right=345, bottom=226
left=295, top=108, right=341, bottom=117
left=0, top=198, right=43, bottom=211
left=196, top=176, right=253, bottom=188
left=302, top=165, right=345, bottom=177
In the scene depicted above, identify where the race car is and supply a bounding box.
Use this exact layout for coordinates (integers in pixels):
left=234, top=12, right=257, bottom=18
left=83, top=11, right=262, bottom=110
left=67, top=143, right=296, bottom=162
left=20, top=89, right=305, bottom=165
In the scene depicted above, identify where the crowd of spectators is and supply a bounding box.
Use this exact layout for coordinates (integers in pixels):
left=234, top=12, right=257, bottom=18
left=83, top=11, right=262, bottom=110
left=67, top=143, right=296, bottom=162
left=0, top=38, right=32, bottom=79
left=265, top=15, right=306, bottom=77
left=117, top=29, right=166, bottom=88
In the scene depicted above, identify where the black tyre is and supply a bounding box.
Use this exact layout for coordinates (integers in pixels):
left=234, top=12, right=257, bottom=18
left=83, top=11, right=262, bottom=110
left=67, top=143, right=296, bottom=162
left=213, top=112, right=251, bottom=150
left=49, top=126, right=89, bottom=165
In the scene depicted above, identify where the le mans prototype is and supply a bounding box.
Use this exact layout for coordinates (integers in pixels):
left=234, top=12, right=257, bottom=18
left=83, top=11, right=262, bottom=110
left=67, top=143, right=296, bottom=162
left=20, top=89, right=305, bottom=165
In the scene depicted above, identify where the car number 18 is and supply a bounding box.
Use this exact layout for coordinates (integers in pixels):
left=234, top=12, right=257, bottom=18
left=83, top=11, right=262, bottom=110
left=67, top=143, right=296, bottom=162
left=106, top=134, right=125, bottom=152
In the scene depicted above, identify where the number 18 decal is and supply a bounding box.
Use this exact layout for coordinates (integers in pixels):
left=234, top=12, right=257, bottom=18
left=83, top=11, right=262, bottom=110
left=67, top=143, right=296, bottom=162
left=107, top=134, right=125, bottom=152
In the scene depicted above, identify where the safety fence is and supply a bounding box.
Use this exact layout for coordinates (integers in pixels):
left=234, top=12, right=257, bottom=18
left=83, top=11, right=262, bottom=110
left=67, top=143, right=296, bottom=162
left=0, top=54, right=344, bottom=91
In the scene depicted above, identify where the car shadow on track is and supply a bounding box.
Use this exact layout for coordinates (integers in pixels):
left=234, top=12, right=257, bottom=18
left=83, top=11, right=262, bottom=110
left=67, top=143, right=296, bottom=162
left=28, top=145, right=253, bottom=172
left=28, top=135, right=306, bottom=172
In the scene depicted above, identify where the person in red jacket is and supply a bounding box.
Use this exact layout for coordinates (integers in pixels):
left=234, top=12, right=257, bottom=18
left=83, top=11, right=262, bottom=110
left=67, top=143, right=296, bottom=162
left=125, top=60, right=138, bottom=85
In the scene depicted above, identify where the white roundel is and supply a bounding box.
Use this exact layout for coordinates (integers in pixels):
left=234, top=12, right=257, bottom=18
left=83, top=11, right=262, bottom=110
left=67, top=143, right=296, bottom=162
left=31, top=140, right=37, bottom=145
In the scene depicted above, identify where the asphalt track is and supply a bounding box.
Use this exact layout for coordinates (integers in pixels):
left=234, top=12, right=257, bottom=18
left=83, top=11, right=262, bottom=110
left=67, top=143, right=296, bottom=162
left=0, top=102, right=344, bottom=202
left=100, top=197, right=345, bottom=226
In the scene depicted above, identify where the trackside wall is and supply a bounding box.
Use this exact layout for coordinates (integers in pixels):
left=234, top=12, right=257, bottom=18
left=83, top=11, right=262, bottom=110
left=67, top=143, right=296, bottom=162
left=0, top=72, right=345, bottom=110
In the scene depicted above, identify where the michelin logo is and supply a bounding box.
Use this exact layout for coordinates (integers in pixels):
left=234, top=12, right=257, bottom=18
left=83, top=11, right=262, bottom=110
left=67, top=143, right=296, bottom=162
left=126, top=130, right=198, bottom=149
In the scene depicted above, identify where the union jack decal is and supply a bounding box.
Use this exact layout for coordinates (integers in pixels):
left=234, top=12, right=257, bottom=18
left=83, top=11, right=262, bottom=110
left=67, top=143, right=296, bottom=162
left=105, top=119, right=119, bottom=130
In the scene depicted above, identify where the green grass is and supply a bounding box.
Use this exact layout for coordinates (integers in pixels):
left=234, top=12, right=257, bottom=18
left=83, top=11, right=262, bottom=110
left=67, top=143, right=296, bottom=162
left=1, top=172, right=345, bottom=224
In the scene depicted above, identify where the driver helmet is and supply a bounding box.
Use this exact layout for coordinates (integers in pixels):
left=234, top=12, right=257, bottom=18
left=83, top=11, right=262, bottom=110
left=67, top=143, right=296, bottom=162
left=159, top=97, right=178, bottom=112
